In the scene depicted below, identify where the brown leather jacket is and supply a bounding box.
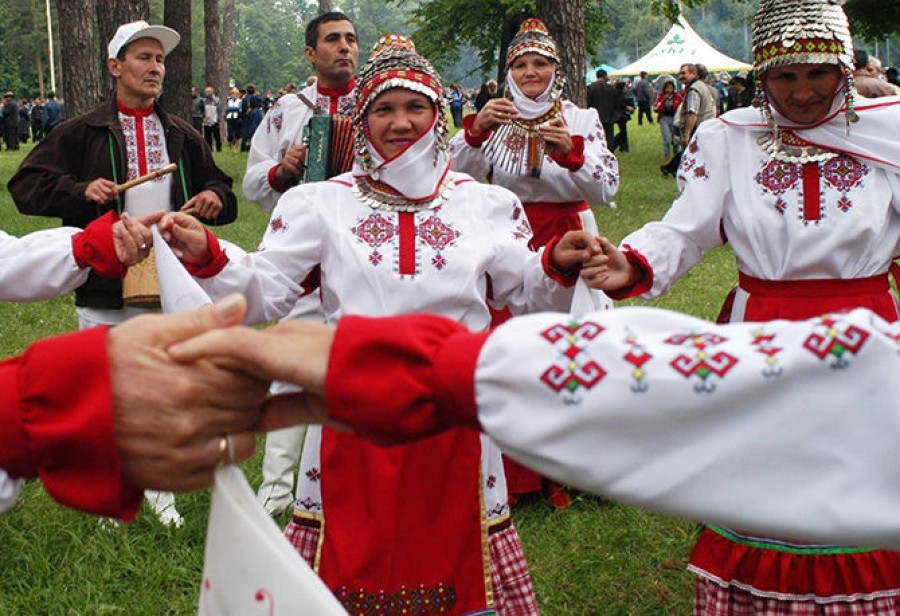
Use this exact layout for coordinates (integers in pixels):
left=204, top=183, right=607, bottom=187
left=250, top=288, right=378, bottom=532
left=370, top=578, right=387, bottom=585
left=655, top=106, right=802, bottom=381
left=8, top=98, right=237, bottom=308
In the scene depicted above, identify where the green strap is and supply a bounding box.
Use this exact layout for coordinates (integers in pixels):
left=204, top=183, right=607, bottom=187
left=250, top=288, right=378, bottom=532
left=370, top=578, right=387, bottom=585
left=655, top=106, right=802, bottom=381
left=178, top=161, right=189, bottom=204
left=107, top=132, right=123, bottom=213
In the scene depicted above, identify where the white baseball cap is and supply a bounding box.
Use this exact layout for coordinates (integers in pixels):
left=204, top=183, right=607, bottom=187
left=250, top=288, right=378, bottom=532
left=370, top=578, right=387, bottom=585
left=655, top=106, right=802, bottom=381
left=108, top=20, right=180, bottom=60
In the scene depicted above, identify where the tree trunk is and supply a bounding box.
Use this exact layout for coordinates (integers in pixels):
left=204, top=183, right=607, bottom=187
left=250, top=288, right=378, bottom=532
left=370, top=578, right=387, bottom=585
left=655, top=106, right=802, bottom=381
left=536, top=0, right=586, bottom=107
left=97, top=0, right=149, bottom=102
left=497, top=10, right=531, bottom=92
left=319, top=0, right=332, bottom=13
left=55, top=0, right=101, bottom=118
left=164, top=0, right=191, bottom=122
left=36, top=53, right=45, bottom=98
left=204, top=0, right=234, bottom=143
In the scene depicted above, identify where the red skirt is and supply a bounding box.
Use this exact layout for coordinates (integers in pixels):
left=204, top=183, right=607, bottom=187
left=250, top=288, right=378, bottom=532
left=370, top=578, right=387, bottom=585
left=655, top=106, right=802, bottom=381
left=692, top=273, right=900, bottom=610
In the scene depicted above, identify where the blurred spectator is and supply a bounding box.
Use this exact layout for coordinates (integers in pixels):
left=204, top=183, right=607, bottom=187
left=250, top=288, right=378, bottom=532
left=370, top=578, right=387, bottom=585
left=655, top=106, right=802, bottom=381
left=633, top=70, right=654, bottom=125
left=30, top=97, right=43, bottom=142
left=2, top=93, right=20, bottom=150
left=853, top=49, right=896, bottom=97
left=42, top=91, right=63, bottom=134
left=473, top=79, right=498, bottom=111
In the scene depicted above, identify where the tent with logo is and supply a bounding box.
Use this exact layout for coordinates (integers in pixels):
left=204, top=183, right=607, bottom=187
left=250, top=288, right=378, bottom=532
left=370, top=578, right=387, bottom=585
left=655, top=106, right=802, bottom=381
left=609, top=16, right=752, bottom=77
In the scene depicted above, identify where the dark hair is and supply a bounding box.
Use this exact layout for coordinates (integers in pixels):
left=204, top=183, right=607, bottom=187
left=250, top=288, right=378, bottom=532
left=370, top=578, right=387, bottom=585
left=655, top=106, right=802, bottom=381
left=595, top=69, right=607, bottom=79
left=853, top=49, right=869, bottom=71
left=47, top=90, right=55, bottom=98
left=305, top=11, right=354, bottom=49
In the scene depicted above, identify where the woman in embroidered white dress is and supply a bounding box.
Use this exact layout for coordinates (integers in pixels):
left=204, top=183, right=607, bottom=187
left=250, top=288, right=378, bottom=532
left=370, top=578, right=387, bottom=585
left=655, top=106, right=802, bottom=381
left=160, top=35, right=602, bottom=615
left=448, top=18, right=619, bottom=508
left=584, top=0, right=900, bottom=613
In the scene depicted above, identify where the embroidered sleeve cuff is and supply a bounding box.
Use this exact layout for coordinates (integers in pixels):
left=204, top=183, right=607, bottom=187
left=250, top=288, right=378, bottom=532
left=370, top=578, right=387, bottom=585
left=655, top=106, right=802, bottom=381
left=183, top=229, right=229, bottom=278
left=541, top=235, right=580, bottom=287
left=326, top=314, right=488, bottom=444
left=18, top=327, right=142, bottom=520
left=72, top=211, right=127, bottom=278
left=549, top=136, right=585, bottom=171
left=605, top=246, right=653, bottom=300
left=462, top=114, right=492, bottom=148
left=267, top=164, right=295, bottom=194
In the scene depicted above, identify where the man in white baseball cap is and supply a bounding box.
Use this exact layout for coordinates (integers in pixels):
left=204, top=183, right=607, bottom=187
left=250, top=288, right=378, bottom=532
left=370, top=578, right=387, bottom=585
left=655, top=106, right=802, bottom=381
left=9, top=19, right=237, bottom=526
left=107, top=20, right=180, bottom=60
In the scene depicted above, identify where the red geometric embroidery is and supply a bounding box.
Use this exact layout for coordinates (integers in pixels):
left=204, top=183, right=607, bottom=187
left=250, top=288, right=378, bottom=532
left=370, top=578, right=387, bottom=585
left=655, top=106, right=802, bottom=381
left=803, top=315, right=869, bottom=368
left=756, top=159, right=801, bottom=196
left=666, top=332, right=737, bottom=393
left=540, top=321, right=606, bottom=402
left=505, top=132, right=526, bottom=152
left=836, top=196, right=853, bottom=212
left=750, top=328, right=783, bottom=377
left=270, top=216, right=289, bottom=233
left=432, top=254, right=447, bottom=269
left=622, top=329, right=652, bottom=393
left=334, top=583, right=457, bottom=615
left=305, top=467, right=321, bottom=482
left=352, top=212, right=397, bottom=248
left=822, top=155, right=868, bottom=193
left=693, top=165, right=709, bottom=180
left=417, top=215, right=460, bottom=252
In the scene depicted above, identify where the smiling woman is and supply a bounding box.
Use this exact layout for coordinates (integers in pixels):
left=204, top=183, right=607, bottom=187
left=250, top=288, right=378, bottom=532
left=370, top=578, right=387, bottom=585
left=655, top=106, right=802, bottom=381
left=364, top=89, right=435, bottom=159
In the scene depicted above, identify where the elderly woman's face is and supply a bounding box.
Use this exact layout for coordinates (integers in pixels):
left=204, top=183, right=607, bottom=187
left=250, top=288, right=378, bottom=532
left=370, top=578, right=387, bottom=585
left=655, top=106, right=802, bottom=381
left=366, top=88, right=435, bottom=158
left=509, top=52, right=554, bottom=98
left=763, top=63, right=843, bottom=124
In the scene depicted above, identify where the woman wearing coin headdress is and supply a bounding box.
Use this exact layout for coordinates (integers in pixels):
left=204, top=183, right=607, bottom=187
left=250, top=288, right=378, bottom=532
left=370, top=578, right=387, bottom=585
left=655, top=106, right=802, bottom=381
left=449, top=17, right=620, bottom=508
left=160, top=33, right=607, bottom=614
left=585, top=0, right=900, bottom=612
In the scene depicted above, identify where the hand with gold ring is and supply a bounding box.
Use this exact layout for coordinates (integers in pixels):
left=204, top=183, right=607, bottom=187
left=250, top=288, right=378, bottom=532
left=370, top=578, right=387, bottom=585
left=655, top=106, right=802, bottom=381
left=113, top=211, right=164, bottom=266
left=110, top=295, right=271, bottom=492
left=216, top=434, right=236, bottom=468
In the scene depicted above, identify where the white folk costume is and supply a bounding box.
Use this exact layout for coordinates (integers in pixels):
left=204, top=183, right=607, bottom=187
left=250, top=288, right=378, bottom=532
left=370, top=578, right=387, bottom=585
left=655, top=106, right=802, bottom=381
left=449, top=18, right=619, bottom=505
left=243, top=75, right=357, bottom=515
left=242, top=79, right=357, bottom=214
left=326, top=306, right=900, bottom=551
left=189, top=35, right=582, bottom=615
left=608, top=0, right=900, bottom=612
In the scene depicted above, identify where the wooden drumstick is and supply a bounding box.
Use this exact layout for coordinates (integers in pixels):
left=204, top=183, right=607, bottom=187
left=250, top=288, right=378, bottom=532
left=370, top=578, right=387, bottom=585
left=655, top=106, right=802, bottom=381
left=115, top=163, right=178, bottom=192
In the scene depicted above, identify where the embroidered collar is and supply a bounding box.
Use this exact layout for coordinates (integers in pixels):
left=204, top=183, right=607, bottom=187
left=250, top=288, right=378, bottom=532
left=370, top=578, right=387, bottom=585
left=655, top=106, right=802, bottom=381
left=116, top=99, right=155, bottom=118
left=318, top=78, right=356, bottom=98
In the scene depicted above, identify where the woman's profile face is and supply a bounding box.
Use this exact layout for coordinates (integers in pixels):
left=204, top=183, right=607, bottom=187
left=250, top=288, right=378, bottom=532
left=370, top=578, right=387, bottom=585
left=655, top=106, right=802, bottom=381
left=509, top=52, right=555, bottom=99
left=762, top=63, right=843, bottom=124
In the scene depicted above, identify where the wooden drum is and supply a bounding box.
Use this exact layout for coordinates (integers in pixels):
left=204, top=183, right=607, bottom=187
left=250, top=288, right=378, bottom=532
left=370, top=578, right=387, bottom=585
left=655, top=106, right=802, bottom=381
left=123, top=248, right=161, bottom=308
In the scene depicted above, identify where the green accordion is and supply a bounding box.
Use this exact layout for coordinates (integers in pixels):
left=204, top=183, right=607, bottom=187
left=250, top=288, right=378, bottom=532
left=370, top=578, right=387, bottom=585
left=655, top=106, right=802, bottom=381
left=303, top=114, right=355, bottom=182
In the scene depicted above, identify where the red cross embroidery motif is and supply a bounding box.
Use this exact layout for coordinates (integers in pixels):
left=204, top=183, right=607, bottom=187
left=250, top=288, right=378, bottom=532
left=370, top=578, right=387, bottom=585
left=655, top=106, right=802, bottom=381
left=666, top=332, right=738, bottom=393
left=623, top=330, right=652, bottom=393
left=750, top=329, right=783, bottom=377
left=417, top=214, right=461, bottom=271
left=539, top=321, right=606, bottom=403
left=803, top=315, right=869, bottom=368
left=351, top=212, right=397, bottom=267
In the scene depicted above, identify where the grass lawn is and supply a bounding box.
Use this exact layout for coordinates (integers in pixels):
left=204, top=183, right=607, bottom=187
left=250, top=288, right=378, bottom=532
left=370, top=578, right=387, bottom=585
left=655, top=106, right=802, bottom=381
left=0, top=118, right=736, bottom=615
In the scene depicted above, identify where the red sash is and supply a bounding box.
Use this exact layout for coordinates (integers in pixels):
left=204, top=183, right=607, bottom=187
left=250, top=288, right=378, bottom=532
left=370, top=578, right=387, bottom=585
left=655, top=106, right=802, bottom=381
left=521, top=201, right=589, bottom=252
left=318, top=426, right=490, bottom=614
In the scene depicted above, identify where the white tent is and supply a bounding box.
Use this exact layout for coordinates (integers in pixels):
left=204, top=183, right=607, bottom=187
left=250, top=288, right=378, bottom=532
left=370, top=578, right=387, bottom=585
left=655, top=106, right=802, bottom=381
left=610, top=16, right=752, bottom=77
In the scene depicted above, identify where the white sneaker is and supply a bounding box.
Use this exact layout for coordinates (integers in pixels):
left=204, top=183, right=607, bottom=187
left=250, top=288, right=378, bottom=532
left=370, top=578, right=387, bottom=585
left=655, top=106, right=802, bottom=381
left=146, top=490, right=184, bottom=528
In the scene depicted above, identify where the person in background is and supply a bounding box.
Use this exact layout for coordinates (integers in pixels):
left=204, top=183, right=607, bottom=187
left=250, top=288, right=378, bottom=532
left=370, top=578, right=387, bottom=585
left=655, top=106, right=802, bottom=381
left=652, top=77, right=681, bottom=166
left=584, top=0, right=900, bottom=611
left=225, top=87, right=242, bottom=152
left=448, top=82, right=465, bottom=127
left=190, top=85, right=204, bottom=133
left=633, top=70, right=654, bottom=125
left=2, top=93, right=20, bottom=151
left=41, top=90, right=62, bottom=134
left=242, top=11, right=359, bottom=516
left=853, top=49, right=898, bottom=98
left=587, top=68, right=617, bottom=149
left=30, top=97, right=44, bottom=142
left=449, top=18, right=619, bottom=508
left=660, top=62, right=715, bottom=177
left=611, top=79, right=634, bottom=153
left=202, top=86, right=222, bottom=152
left=239, top=84, right=263, bottom=152
left=474, top=79, right=498, bottom=111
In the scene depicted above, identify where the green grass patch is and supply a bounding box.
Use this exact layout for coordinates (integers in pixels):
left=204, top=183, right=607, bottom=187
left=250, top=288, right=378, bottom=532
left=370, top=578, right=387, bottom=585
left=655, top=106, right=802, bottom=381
left=0, top=121, right=736, bottom=613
